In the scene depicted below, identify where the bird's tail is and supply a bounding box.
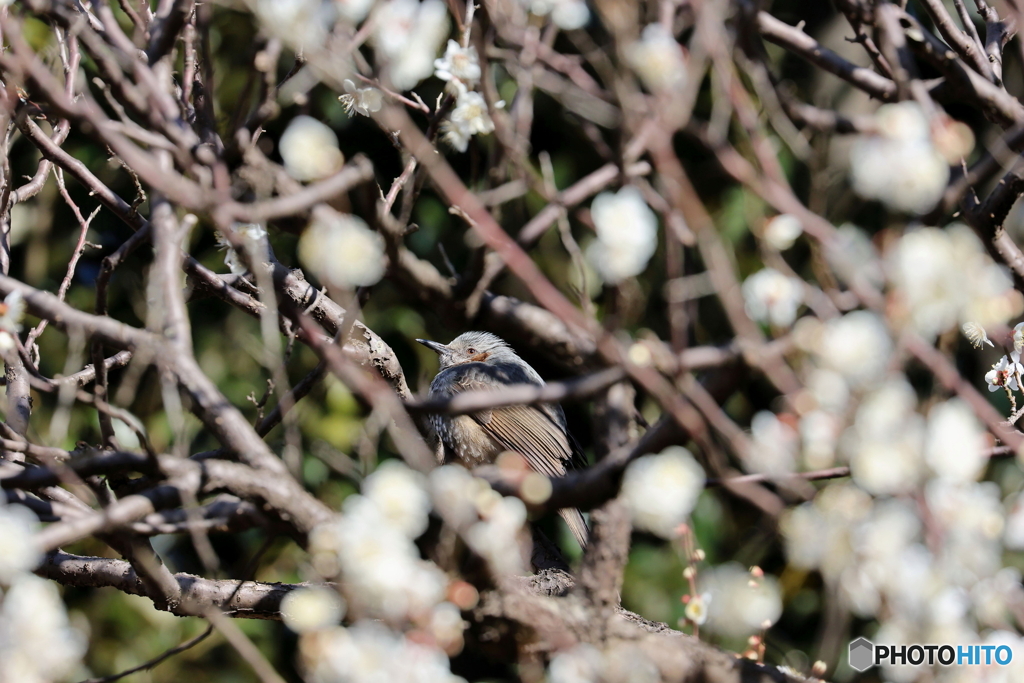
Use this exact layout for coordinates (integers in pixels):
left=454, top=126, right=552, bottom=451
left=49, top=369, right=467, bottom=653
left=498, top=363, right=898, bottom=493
left=558, top=507, right=590, bottom=549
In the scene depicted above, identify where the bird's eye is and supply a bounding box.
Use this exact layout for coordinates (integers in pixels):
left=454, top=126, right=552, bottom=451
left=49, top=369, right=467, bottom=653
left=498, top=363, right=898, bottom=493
left=467, top=348, right=477, bottom=355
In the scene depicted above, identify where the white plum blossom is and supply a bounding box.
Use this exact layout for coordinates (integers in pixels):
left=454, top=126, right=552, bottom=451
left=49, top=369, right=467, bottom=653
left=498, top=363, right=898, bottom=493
left=281, top=587, right=346, bottom=634
left=339, top=79, right=384, bottom=117
left=986, top=354, right=1022, bottom=392
left=849, top=101, right=950, bottom=214
left=621, top=446, right=705, bottom=538
left=824, top=223, right=885, bottom=289
left=849, top=427, right=924, bottom=496
left=428, top=602, right=467, bottom=653
left=926, top=480, right=1005, bottom=585
left=306, top=461, right=444, bottom=622
left=887, top=224, right=1020, bottom=339
left=625, top=24, right=686, bottom=93
left=441, top=89, right=497, bottom=153
left=298, top=212, right=386, bottom=289
left=781, top=503, right=830, bottom=570
left=0, top=502, right=39, bottom=584
left=464, top=494, right=529, bottom=575
left=526, top=0, right=589, bottom=30
left=586, top=185, right=659, bottom=284
left=844, top=378, right=926, bottom=496
left=684, top=592, right=712, bottom=625
left=746, top=410, right=799, bottom=475
left=804, top=367, right=850, bottom=414
left=924, top=399, right=986, bottom=483
left=1015, top=321, right=1024, bottom=354
left=963, top=321, right=995, bottom=348
left=335, top=0, right=374, bottom=23
left=1004, top=494, right=1024, bottom=550
left=255, top=0, right=329, bottom=51
left=763, top=213, right=803, bottom=250
left=972, top=568, right=1024, bottom=628
left=742, top=268, right=803, bottom=327
left=429, top=466, right=529, bottom=574
left=362, top=460, right=431, bottom=539
left=310, top=499, right=447, bottom=621
left=548, top=644, right=604, bottom=683
left=280, top=116, right=344, bottom=182
left=299, top=620, right=464, bottom=683
left=433, top=40, right=481, bottom=90
left=0, top=290, right=25, bottom=334
left=0, top=574, right=86, bottom=683
left=703, top=563, right=782, bottom=637
left=815, top=310, right=892, bottom=389
left=799, top=409, right=841, bottom=469
left=373, top=0, right=450, bottom=91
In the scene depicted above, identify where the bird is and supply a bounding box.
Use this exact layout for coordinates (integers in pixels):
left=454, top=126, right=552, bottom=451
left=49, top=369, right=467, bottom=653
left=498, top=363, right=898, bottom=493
left=416, top=331, right=590, bottom=549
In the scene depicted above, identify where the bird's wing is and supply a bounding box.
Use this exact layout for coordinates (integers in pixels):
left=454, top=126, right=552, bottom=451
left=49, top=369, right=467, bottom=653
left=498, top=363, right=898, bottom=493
left=441, top=363, right=583, bottom=477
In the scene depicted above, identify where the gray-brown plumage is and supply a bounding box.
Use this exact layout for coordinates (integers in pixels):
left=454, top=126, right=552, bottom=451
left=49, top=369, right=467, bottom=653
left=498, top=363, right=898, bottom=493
left=417, top=331, right=589, bottom=548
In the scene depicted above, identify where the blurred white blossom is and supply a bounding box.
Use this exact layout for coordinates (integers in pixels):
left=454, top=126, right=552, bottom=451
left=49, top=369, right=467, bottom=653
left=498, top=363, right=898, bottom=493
left=441, top=90, right=496, bottom=153
left=804, top=367, right=850, bottom=414
left=1004, top=494, right=1024, bottom=550
left=373, top=0, right=450, bottom=91
left=781, top=503, right=830, bottom=570
left=299, top=620, right=465, bottom=683
left=927, top=480, right=1004, bottom=585
left=428, top=602, right=467, bottom=654
left=845, top=378, right=925, bottom=495
left=255, top=0, right=329, bottom=51
left=849, top=101, right=949, bottom=214
left=525, top=0, right=589, bottom=30
left=799, top=409, right=841, bottom=469
left=464, top=493, right=528, bottom=575
left=621, top=446, right=705, bottom=538
left=0, top=574, right=86, bottom=683
left=703, top=563, right=782, bottom=637
left=281, top=586, right=345, bottom=634
left=311, top=499, right=447, bottom=621
left=972, top=568, right=1023, bottom=628
left=815, top=310, right=892, bottom=389
left=746, top=411, right=799, bottom=475
left=298, top=212, right=386, bottom=289
left=626, top=24, right=686, bottom=93
left=742, top=268, right=803, bottom=327
left=824, top=223, right=885, bottom=289
left=339, top=79, right=384, bottom=117
left=434, top=40, right=481, bottom=91
left=429, top=465, right=528, bottom=574
left=308, top=461, right=445, bottom=622
left=548, top=644, right=604, bottom=683
left=280, top=116, right=344, bottom=182
left=887, top=224, right=1020, bottom=339
left=924, top=399, right=986, bottom=483
left=0, top=290, right=24, bottom=334
left=362, top=460, right=431, bottom=539
left=586, top=186, right=659, bottom=284
left=335, top=0, right=374, bottom=23
left=763, top=214, right=802, bottom=251
left=1015, top=321, right=1024, bottom=354
left=0, top=503, right=39, bottom=584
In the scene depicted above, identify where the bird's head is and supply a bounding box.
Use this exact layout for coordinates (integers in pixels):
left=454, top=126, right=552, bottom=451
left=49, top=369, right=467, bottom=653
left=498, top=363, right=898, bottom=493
left=416, top=331, right=519, bottom=370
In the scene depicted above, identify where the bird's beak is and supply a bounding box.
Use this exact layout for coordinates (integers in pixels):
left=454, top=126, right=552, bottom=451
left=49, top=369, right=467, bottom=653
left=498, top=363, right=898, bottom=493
left=416, top=339, right=449, bottom=355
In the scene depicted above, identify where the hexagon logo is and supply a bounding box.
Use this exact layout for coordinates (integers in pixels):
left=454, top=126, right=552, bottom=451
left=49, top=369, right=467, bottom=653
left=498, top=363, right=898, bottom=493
left=849, top=637, right=875, bottom=672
